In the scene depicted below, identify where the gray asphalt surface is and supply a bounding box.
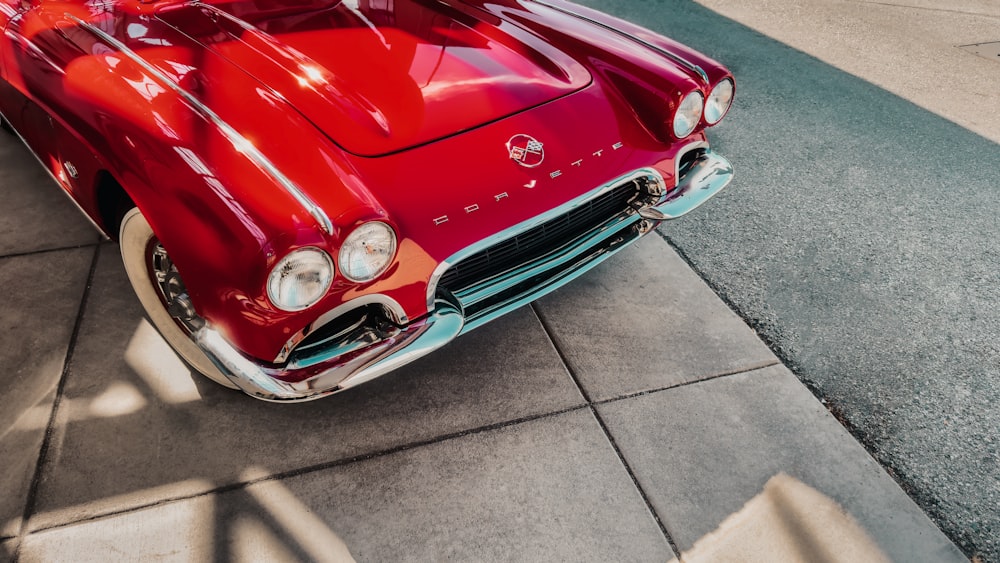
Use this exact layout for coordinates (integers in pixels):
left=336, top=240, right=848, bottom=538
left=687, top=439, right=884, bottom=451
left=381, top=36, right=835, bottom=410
left=574, top=0, right=1000, bottom=560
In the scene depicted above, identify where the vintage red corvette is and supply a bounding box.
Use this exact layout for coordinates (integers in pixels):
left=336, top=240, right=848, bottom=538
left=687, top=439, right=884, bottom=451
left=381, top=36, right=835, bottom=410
left=0, top=0, right=735, bottom=401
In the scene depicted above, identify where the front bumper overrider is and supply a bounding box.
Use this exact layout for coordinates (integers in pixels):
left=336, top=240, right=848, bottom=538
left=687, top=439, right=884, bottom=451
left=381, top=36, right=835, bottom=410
left=194, top=149, right=734, bottom=402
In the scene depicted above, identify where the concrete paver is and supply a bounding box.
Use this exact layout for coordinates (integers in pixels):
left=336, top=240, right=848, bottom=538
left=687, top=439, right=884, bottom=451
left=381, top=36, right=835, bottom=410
left=0, top=133, right=99, bottom=255
left=20, top=495, right=223, bottom=563
left=536, top=235, right=778, bottom=401
left=0, top=248, right=94, bottom=538
left=1, top=539, right=16, bottom=561
left=20, top=410, right=672, bottom=562
left=597, top=365, right=967, bottom=562
left=27, top=246, right=586, bottom=531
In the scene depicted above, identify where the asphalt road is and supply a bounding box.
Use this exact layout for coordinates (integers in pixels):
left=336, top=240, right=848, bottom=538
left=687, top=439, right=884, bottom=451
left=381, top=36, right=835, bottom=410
left=574, top=0, right=1000, bottom=560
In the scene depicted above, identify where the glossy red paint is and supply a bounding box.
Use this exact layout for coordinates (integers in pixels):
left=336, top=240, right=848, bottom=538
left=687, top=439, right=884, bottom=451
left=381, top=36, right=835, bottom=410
left=0, top=0, right=733, bottom=382
left=157, top=0, right=593, bottom=156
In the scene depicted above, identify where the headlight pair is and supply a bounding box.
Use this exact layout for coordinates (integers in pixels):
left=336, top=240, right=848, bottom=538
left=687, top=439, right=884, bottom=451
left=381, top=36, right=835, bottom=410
left=671, top=78, right=734, bottom=139
left=267, top=221, right=397, bottom=311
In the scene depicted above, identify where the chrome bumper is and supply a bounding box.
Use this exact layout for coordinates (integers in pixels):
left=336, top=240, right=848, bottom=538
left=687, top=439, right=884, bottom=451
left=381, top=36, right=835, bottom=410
left=193, top=302, right=464, bottom=402
left=638, top=148, right=734, bottom=221
left=195, top=150, right=733, bottom=402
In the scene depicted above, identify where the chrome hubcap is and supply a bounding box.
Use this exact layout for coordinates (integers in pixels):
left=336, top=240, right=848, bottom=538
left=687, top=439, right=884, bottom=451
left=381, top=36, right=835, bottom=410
left=151, top=242, right=204, bottom=333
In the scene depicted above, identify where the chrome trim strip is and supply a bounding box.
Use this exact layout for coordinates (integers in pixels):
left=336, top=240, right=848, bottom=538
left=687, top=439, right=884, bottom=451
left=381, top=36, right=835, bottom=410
left=6, top=32, right=65, bottom=76
left=529, top=0, right=710, bottom=83
left=426, top=167, right=663, bottom=310
left=426, top=263, right=451, bottom=312
left=65, top=13, right=334, bottom=235
left=274, top=293, right=409, bottom=363
left=194, top=300, right=464, bottom=402
left=0, top=109, right=106, bottom=236
left=459, top=220, right=643, bottom=334
left=455, top=212, right=635, bottom=308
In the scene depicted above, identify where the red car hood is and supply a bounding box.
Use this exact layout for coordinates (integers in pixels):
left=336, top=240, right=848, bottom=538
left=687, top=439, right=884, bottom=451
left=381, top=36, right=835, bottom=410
left=156, top=0, right=591, bottom=157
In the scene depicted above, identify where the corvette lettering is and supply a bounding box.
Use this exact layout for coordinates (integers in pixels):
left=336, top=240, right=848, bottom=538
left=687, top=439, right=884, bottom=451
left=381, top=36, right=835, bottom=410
left=548, top=141, right=624, bottom=180
left=436, top=140, right=625, bottom=225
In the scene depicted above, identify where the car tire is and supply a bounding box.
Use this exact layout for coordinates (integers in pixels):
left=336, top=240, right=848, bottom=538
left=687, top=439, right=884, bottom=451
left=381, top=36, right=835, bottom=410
left=119, top=207, right=238, bottom=389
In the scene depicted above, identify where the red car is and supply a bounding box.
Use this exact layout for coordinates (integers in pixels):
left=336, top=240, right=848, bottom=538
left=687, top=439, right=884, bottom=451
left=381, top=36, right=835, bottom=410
left=0, top=0, right=734, bottom=401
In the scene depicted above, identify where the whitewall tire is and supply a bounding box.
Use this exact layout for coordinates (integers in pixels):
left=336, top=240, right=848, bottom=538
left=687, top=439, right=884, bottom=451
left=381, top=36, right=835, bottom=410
left=119, top=208, right=237, bottom=389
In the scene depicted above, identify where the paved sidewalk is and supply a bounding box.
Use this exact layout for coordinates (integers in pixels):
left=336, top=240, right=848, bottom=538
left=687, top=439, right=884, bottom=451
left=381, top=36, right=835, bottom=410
left=692, top=0, right=1000, bottom=145
left=0, top=131, right=967, bottom=561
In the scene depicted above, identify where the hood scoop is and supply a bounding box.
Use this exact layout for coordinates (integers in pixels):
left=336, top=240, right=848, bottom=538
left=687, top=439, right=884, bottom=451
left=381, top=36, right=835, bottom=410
left=157, top=0, right=591, bottom=156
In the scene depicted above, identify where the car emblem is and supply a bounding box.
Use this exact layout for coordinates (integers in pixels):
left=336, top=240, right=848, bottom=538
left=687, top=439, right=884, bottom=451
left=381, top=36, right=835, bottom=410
left=507, top=134, right=544, bottom=168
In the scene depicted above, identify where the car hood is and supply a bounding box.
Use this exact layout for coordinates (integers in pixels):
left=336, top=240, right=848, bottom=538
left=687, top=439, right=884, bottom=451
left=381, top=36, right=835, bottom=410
left=156, top=0, right=591, bottom=157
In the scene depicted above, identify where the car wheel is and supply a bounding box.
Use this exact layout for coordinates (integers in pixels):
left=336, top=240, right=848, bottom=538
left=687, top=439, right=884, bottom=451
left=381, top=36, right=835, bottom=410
left=119, top=207, right=237, bottom=389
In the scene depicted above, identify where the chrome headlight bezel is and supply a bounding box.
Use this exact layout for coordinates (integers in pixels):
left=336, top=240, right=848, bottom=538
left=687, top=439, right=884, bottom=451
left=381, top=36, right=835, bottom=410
left=704, top=78, right=734, bottom=125
left=672, top=90, right=704, bottom=139
left=338, top=221, right=398, bottom=283
left=267, top=247, right=335, bottom=312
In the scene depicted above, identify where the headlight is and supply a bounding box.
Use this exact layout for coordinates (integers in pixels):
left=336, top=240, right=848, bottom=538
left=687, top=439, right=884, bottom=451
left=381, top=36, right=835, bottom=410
left=338, top=221, right=397, bottom=283
left=704, top=79, right=734, bottom=125
left=672, top=90, right=704, bottom=139
left=267, top=247, right=334, bottom=311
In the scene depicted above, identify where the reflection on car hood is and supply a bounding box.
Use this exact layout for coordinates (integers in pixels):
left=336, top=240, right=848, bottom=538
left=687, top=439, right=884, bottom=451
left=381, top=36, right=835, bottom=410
left=156, top=0, right=591, bottom=157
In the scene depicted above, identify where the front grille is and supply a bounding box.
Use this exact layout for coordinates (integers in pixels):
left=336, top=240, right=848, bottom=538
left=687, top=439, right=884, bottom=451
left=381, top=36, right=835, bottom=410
left=440, top=179, right=644, bottom=293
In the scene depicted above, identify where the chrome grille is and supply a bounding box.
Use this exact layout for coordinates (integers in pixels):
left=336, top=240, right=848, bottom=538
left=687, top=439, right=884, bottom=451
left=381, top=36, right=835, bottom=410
left=440, top=179, right=643, bottom=293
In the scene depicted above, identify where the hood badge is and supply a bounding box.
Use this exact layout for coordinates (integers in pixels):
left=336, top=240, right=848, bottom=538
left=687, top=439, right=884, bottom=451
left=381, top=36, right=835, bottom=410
left=507, top=134, right=545, bottom=168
